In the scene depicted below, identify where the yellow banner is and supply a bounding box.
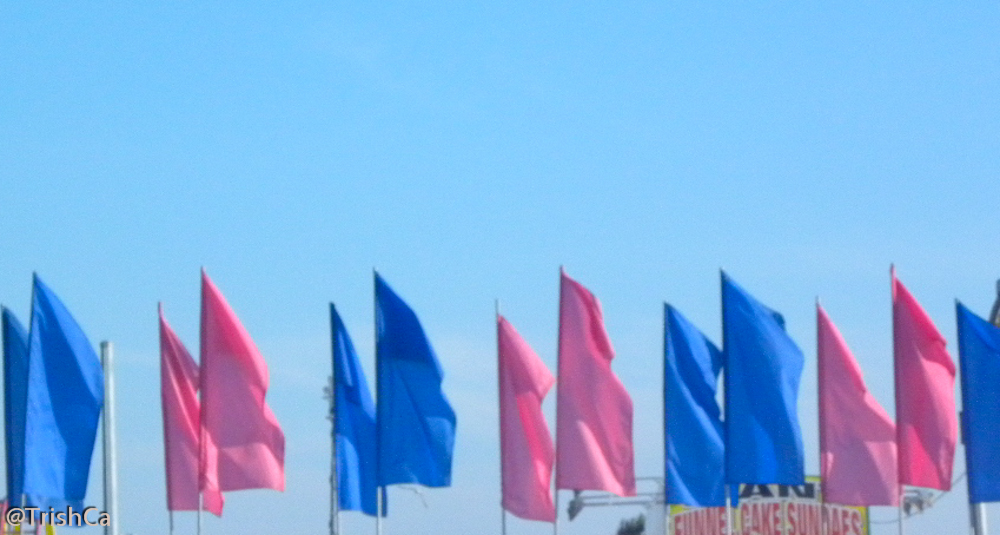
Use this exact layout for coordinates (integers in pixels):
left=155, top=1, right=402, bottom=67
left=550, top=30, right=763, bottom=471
left=669, top=477, right=868, bottom=535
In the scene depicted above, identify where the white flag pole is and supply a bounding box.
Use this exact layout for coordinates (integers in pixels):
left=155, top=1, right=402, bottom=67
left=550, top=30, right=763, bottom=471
left=101, top=341, right=120, bottom=535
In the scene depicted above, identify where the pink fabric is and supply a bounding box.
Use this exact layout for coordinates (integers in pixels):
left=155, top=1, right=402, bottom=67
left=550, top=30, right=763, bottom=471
left=498, top=316, right=556, bottom=522
left=200, top=271, right=285, bottom=495
left=555, top=270, right=636, bottom=497
left=160, top=306, right=223, bottom=514
left=817, top=305, right=898, bottom=505
left=892, top=271, right=957, bottom=490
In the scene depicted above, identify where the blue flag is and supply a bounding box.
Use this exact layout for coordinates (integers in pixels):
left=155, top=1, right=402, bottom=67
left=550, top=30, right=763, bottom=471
left=22, top=275, right=104, bottom=509
left=331, top=304, right=383, bottom=516
left=665, top=304, right=729, bottom=506
left=957, top=302, right=1000, bottom=503
left=722, top=272, right=804, bottom=485
left=3, top=308, right=30, bottom=507
left=375, top=273, right=456, bottom=487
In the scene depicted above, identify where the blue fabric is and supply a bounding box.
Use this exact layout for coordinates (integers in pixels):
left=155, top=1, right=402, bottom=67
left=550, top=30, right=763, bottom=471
left=22, top=275, right=104, bottom=510
left=722, top=272, right=805, bottom=485
left=375, top=273, right=456, bottom=487
left=3, top=308, right=30, bottom=507
left=331, top=304, right=383, bottom=516
left=957, top=302, right=1000, bottom=503
left=665, top=304, right=730, bottom=506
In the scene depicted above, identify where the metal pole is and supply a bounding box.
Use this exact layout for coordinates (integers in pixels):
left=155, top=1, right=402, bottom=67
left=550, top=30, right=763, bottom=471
left=496, top=300, right=507, bottom=535
left=330, top=305, right=340, bottom=535
left=973, top=279, right=1000, bottom=535
left=376, top=489, right=384, bottom=535
left=374, top=271, right=383, bottom=535
left=725, top=485, right=733, bottom=535
left=101, top=341, right=120, bottom=535
left=898, top=486, right=904, bottom=535
left=554, top=268, right=564, bottom=535
left=892, top=268, right=903, bottom=535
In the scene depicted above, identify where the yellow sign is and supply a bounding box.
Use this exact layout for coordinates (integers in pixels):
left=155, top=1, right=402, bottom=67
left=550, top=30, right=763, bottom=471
left=669, top=477, right=868, bottom=535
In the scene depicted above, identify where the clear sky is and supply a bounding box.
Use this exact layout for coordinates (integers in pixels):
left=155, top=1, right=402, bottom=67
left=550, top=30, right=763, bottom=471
left=1, top=2, right=998, bottom=534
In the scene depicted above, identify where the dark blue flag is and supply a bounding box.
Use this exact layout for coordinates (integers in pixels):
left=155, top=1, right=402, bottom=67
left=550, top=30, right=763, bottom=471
left=957, top=302, right=1000, bottom=503
left=665, top=304, right=728, bottom=506
left=3, top=308, right=30, bottom=507
left=722, top=272, right=804, bottom=485
left=22, top=275, right=104, bottom=509
left=375, top=273, right=456, bottom=487
left=331, top=304, right=383, bottom=516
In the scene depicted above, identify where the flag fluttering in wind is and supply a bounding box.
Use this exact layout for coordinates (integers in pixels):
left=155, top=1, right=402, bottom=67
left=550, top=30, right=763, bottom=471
left=375, top=273, right=456, bottom=487
left=22, top=274, right=104, bottom=510
left=722, top=272, right=805, bottom=485
left=665, top=304, right=727, bottom=506
left=3, top=308, right=30, bottom=508
left=498, top=315, right=556, bottom=522
left=892, top=270, right=956, bottom=490
left=556, top=269, right=636, bottom=497
left=331, top=304, right=381, bottom=516
left=200, top=270, right=285, bottom=503
left=818, top=304, right=898, bottom=506
left=956, top=302, right=1000, bottom=503
left=160, top=305, right=222, bottom=515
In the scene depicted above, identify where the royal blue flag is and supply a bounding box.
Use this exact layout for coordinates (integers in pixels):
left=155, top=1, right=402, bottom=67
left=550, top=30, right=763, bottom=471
left=3, top=308, right=30, bottom=507
left=22, top=275, right=104, bottom=509
left=665, top=304, right=729, bottom=506
left=722, top=272, right=805, bottom=485
left=375, top=273, right=456, bottom=487
left=957, top=302, right=1000, bottom=503
left=331, top=304, right=383, bottom=516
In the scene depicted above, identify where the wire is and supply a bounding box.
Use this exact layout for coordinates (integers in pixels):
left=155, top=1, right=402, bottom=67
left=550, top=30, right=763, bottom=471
left=868, top=471, right=967, bottom=525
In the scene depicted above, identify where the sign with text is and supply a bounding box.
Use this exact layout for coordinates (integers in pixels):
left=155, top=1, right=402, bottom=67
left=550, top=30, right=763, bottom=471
left=669, top=477, right=869, bottom=535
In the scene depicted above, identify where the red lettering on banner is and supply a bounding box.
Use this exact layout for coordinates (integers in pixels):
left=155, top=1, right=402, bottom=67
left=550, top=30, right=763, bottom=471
left=851, top=510, right=862, bottom=535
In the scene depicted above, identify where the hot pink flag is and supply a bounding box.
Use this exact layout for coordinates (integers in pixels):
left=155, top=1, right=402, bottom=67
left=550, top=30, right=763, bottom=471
left=892, top=270, right=957, bottom=490
left=200, top=271, right=285, bottom=495
left=818, top=305, right=898, bottom=505
left=160, top=305, right=224, bottom=515
left=555, top=270, right=636, bottom=497
left=498, top=315, right=556, bottom=522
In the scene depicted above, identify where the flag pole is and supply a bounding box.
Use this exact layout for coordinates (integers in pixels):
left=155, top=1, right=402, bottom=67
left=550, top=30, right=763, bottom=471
left=169, top=511, right=174, bottom=535
left=101, top=341, right=120, bottom=535
left=816, top=297, right=826, bottom=535
left=198, top=269, right=205, bottom=535
left=553, top=268, right=564, bottom=535
left=662, top=303, right=670, bottom=535
left=496, top=300, right=507, bottom=535
left=373, top=270, right=384, bottom=535
left=720, top=271, right=733, bottom=535
left=898, top=485, right=904, bottom=535
left=330, top=305, right=341, bottom=535
left=891, top=267, right=903, bottom=535
left=970, top=279, right=1000, bottom=535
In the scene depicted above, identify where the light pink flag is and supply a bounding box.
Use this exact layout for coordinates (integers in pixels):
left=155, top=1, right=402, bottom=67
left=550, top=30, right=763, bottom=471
left=200, top=270, right=286, bottom=495
left=818, top=305, right=898, bottom=505
left=159, top=305, right=224, bottom=515
left=892, top=269, right=957, bottom=490
left=498, top=315, right=556, bottom=522
left=555, top=270, right=636, bottom=497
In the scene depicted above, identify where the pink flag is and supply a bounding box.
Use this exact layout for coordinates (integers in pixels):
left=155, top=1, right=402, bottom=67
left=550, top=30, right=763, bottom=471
left=892, top=270, right=957, bottom=490
left=200, top=271, right=285, bottom=495
left=818, top=305, right=898, bottom=505
left=160, top=305, right=223, bottom=515
left=555, top=270, right=636, bottom=497
left=498, top=315, right=556, bottom=522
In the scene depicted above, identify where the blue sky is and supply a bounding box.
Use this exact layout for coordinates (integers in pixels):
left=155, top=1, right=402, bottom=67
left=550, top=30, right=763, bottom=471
left=1, top=2, right=998, bottom=534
